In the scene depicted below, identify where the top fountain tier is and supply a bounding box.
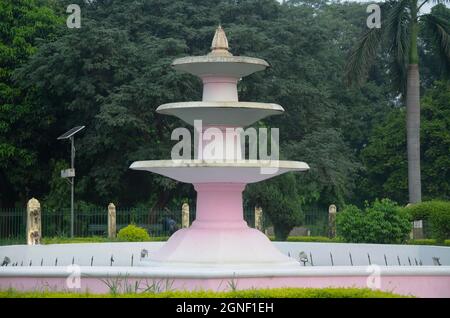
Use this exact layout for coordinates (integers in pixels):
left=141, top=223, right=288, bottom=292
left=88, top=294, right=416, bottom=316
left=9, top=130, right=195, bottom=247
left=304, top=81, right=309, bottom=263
left=171, top=25, right=270, bottom=79
left=158, top=26, right=283, bottom=127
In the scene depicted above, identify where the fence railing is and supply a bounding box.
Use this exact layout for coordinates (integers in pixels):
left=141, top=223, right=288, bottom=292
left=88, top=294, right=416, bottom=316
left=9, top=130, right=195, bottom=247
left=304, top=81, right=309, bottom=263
left=0, top=208, right=262, bottom=245
left=0, top=206, right=330, bottom=245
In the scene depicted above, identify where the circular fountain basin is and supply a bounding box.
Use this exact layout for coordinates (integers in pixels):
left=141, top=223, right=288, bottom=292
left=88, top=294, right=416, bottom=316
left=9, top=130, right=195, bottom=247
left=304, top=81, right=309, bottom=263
left=0, top=242, right=449, bottom=297
left=157, top=101, right=284, bottom=126
left=172, top=55, right=269, bottom=77
left=129, top=160, right=309, bottom=183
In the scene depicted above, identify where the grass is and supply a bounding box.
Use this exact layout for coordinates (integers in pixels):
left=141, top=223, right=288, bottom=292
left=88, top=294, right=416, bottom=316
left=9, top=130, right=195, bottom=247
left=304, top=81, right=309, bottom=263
left=0, top=287, right=409, bottom=298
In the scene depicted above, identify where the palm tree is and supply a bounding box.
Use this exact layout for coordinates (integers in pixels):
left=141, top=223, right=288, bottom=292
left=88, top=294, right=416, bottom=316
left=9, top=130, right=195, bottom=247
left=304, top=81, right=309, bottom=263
left=346, top=1, right=450, bottom=203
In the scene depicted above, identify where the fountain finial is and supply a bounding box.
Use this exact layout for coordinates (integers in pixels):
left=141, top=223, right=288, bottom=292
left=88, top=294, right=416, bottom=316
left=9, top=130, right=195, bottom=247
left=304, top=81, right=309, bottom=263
left=209, top=25, right=232, bottom=57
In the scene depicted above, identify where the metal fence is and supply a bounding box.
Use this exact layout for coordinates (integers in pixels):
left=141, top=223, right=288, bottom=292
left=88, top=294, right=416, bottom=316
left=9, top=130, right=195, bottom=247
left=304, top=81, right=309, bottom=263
left=0, top=207, right=262, bottom=245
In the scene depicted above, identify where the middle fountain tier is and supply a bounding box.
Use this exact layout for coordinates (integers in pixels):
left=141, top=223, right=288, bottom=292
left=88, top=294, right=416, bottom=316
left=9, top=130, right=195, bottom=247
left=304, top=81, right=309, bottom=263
left=130, top=26, right=309, bottom=266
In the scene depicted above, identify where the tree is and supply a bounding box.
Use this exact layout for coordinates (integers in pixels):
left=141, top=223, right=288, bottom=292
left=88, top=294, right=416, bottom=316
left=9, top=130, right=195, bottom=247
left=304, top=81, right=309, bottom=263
left=246, top=174, right=303, bottom=241
left=0, top=0, right=62, bottom=207
left=16, top=0, right=377, bottom=212
left=346, top=1, right=450, bottom=203
left=360, top=80, right=450, bottom=204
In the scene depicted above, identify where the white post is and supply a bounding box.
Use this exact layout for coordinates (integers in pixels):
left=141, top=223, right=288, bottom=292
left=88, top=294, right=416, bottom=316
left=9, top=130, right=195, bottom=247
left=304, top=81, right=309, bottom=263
left=27, top=198, right=41, bottom=245
left=108, top=203, right=116, bottom=239
left=255, top=206, right=263, bottom=231
left=182, top=203, right=190, bottom=228
left=328, top=204, right=337, bottom=238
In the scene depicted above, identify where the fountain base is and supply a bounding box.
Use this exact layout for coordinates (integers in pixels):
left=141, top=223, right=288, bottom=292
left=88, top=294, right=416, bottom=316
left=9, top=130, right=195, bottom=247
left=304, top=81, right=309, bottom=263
left=146, top=225, right=296, bottom=266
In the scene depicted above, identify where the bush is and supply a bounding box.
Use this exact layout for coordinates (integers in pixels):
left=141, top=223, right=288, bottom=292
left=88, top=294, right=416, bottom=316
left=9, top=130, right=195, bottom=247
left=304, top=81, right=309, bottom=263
left=405, top=201, right=450, bottom=243
left=336, top=199, right=411, bottom=244
left=117, top=224, right=150, bottom=242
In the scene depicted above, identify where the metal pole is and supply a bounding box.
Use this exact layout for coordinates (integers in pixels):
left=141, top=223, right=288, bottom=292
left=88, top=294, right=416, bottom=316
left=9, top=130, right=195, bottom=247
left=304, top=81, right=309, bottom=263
left=70, top=136, right=75, bottom=238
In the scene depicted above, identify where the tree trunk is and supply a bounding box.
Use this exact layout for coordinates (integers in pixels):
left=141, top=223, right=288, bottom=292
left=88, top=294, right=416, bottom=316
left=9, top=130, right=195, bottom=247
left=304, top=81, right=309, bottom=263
left=406, top=64, right=421, bottom=203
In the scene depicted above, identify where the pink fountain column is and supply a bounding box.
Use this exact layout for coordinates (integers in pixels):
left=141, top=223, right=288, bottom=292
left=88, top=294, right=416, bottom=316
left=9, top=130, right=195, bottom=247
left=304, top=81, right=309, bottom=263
left=192, top=183, right=247, bottom=229
left=202, top=76, right=239, bottom=101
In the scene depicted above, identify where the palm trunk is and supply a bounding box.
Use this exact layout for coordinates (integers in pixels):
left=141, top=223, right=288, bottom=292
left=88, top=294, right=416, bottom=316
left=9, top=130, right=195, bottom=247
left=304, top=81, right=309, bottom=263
left=406, top=7, right=422, bottom=203
left=406, top=64, right=421, bottom=203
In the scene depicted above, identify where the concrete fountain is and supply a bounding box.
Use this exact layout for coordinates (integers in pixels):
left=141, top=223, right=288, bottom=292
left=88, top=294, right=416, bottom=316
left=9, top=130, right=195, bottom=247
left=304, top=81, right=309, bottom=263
left=0, top=26, right=449, bottom=297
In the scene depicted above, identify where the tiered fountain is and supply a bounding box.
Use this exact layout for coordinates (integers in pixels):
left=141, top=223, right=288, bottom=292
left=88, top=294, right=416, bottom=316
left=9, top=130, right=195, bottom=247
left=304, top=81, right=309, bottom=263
left=130, top=25, right=308, bottom=267
left=1, top=27, right=449, bottom=297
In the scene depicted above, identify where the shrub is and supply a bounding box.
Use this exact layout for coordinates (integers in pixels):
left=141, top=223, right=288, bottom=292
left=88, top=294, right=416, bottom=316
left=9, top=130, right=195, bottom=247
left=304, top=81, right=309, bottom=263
left=336, top=199, right=411, bottom=244
left=405, top=201, right=450, bottom=243
left=117, top=224, right=150, bottom=242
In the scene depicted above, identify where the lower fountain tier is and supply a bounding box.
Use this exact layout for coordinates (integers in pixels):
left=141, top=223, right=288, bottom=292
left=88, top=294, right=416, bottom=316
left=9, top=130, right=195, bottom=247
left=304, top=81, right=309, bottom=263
left=156, top=101, right=284, bottom=127
left=130, top=160, right=309, bottom=184
left=147, top=225, right=297, bottom=266
left=145, top=183, right=297, bottom=266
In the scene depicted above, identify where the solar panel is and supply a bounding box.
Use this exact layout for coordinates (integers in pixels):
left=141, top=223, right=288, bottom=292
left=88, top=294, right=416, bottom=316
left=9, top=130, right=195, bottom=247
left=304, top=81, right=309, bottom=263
left=57, top=126, right=86, bottom=140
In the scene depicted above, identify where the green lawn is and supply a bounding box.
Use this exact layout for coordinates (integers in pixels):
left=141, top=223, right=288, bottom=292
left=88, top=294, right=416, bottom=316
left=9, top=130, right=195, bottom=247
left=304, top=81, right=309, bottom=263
left=0, top=287, right=409, bottom=298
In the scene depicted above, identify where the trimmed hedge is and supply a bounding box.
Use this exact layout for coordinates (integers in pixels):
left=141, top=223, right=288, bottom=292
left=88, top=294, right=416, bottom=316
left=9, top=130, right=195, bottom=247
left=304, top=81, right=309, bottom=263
left=40, top=236, right=450, bottom=246
left=404, top=201, right=450, bottom=243
left=41, top=236, right=170, bottom=245
left=269, top=236, right=342, bottom=243
left=406, top=239, right=450, bottom=246
left=0, top=288, right=408, bottom=298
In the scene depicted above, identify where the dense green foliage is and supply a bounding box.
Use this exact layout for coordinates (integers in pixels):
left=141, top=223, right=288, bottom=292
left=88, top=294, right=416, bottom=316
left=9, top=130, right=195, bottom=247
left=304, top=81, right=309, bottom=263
left=360, top=81, right=450, bottom=204
left=0, top=287, right=408, bottom=298
left=2, top=0, right=393, bottom=211
left=0, top=0, right=62, bottom=207
left=405, top=200, right=450, bottom=243
left=0, top=0, right=448, bottom=234
left=336, top=199, right=411, bottom=244
left=117, top=224, right=150, bottom=242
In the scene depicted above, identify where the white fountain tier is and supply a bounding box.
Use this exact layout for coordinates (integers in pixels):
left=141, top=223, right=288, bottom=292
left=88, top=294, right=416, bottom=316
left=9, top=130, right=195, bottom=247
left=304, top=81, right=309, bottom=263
left=172, top=55, right=269, bottom=78
left=130, top=160, right=309, bottom=184
left=156, top=101, right=284, bottom=126
left=130, top=26, right=307, bottom=266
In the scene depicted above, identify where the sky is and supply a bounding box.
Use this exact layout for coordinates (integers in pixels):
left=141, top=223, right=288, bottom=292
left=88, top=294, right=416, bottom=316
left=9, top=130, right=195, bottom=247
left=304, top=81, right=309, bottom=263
left=278, top=0, right=449, bottom=14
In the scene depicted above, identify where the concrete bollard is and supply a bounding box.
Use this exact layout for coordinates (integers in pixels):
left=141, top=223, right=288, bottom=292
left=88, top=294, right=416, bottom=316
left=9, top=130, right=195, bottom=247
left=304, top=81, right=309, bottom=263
left=108, top=203, right=116, bottom=239
left=328, top=204, right=337, bottom=239
left=182, top=203, right=190, bottom=228
left=255, top=206, right=263, bottom=231
left=27, top=198, right=41, bottom=245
